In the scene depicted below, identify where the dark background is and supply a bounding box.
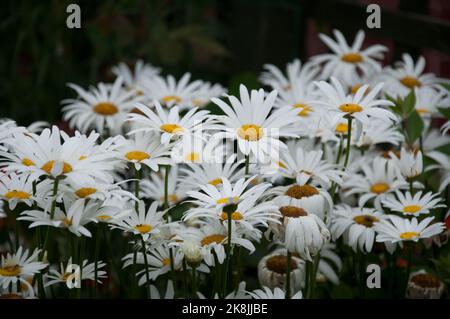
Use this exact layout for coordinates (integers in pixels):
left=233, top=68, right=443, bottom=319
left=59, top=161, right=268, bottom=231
left=1, top=0, right=449, bottom=126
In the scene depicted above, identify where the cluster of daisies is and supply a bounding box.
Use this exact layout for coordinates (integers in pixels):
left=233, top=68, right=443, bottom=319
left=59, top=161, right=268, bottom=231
left=1, top=29, right=450, bottom=299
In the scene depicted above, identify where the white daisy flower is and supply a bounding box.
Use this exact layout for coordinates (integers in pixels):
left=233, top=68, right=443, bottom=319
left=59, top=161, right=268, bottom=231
left=62, top=76, right=143, bottom=134
left=127, top=101, right=218, bottom=145
left=441, top=120, right=450, bottom=136
left=423, top=153, right=450, bottom=192
left=0, top=247, right=47, bottom=296
left=212, top=84, right=301, bottom=163
left=117, top=132, right=172, bottom=171
left=330, top=205, right=384, bottom=253
left=356, top=118, right=404, bottom=147
left=45, top=258, right=107, bottom=287
left=0, top=173, right=36, bottom=210
left=170, top=133, right=225, bottom=164
left=114, top=201, right=166, bottom=240
left=389, top=147, right=423, bottom=179
left=317, top=243, right=342, bottom=285
left=0, top=120, right=26, bottom=151
left=150, top=280, right=174, bottom=299
left=89, top=198, right=133, bottom=224
left=140, top=166, right=185, bottom=206
left=413, top=87, right=447, bottom=118
left=111, top=60, right=160, bottom=92
left=314, top=77, right=396, bottom=126
left=312, top=29, right=386, bottom=85
left=382, top=191, right=446, bottom=216
left=247, top=286, right=302, bottom=299
left=375, top=215, right=445, bottom=253
left=344, top=159, right=410, bottom=209
left=139, top=72, right=203, bottom=109
left=190, top=82, right=227, bottom=108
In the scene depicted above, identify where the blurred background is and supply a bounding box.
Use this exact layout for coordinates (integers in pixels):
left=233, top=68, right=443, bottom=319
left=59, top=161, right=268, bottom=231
left=1, top=0, right=450, bottom=126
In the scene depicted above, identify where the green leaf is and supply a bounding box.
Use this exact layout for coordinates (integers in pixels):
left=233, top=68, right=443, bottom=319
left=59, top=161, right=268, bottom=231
left=438, top=107, right=450, bottom=120
left=405, top=110, right=424, bottom=143
left=403, top=90, right=416, bottom=116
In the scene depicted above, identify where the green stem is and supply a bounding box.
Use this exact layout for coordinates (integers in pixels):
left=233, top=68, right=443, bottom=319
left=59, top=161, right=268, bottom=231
left=141, top=235, right=151, bottom=298
left=308, top=254, right=320, bottom=299
left=222, top=213, right=233, bottom=298
left=304, top=261, right=311, bottom=298
left=78, top=236, right=85, bottom=299
left=134, top=167, right=141, bottom=212
left=164, top=165, right=170, bottom=211
left=285, top=251, right=292, bottom=299
left=192, top=266, right=198, bottom=299
left=343, top=116, right=353, bottom=169
left=244, top=155, right=250, bottom=176
left=93, top=225, right=102, bottom=298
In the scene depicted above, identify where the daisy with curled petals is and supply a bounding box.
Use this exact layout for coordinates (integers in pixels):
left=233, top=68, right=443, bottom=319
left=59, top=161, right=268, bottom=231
left=330, top=205, right=384, bottom=253
left=127, top=101, right=218, bottom=145
left=122, top=243, right=183, bottom=283
left=114, top=201, right=166, bottom=240
left=140, top=166, right=185, bottom=206
left=116, top=132, right=172, bottom=171
left=277, top=141, right=344, bottom=188
left=375, top=215, right=445, bottom=253
left=356, top=118, right=404, bottom=148
left=344, top=159, right=410, bottom=209
left=111, top=60, right=160, bottom=93
left=19, top=198, right=97, bottom=237
left=312, top=29, right=386, bottom=85
left=260, top=59, right=319, bottom=92
left=212, top=84, right=301, bottom=163
left=0, top=120, right=25, bottom=151
left=389, top=147, right=423, bottom=180
left=382, top=54, right=448, bottom=98
left=314, top=77, right=396, bottom=127
left=382, top=191, right=446, bottom=217
left=178, top=154, right=243, bottom=192
left=62, top=76, right=143, bottom=134
left=139, top=72, right=203, bottom=109
left=190, top=82, right=227, bottom=108
left=413, top=87, right=447, bottom=119
left=185, top=175, right=271, bottom=209
left=170, top=134, right=225, bottom=164
left=247, top=286, right=302, bottom=299
left=89, top=198, right=133, bottom=224
left=45, top=258, right=107, bottom=287
left=0, top=173, right=36, bottom=210
left=0, top=247, right=47, bottom=296
left=1, top=127, right=116, bottom=183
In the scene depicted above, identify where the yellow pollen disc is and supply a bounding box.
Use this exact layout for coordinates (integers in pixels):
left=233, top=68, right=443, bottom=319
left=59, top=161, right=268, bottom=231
left=237, top=124, right=263, bottom=141
left=62, top=218, right=73, bottom=227
left=285, top=184, right=319, bottom=199
left=93, top=102, right=118, bottom=116
left=370, top=183, right=390, bottom=194
left=208, top=178, right=222, bottom=186
left=410, top=273, right=441, bottom=288
left=162, top=258, right=172, bottom=266
left=21, top=158, right=35, bottom=166
left=335, top=123, right=349, bottom=134
left=279, top=206, right=307, bottom=218
left=216, top=196, right=239, bottom=205
left=341, top=52, right=363, bottom=63
left=185, top=152, right=200, bottom=163
left=96, top=215, right=112, bottom=221
left=134, top=224, right=153, bottom=234
left=293, top=103, right=312, bottom=117
left=75, top=187, right=97, bottom=198
left=201, top=234, right=226, bottom=246
left=350, top=84, right=362, bottom=94
left=160, top=123, right=184, bottom=134
left=266, top=255, right=297, bottom=274
left=41, top=160, right=73, bottom=175
left=353, top=215, right=379, bottom=227
left=161, top=95, right=182, bottom=104
left=79, top=156, right=87, bottom=160
left=159, top=194, right=178, bottom=203
left=0, top=265, right=21, bottom=277
left=339, top=103, right=363, bottom=113
left=277, top=161, right=287, bottom=169
left=416, top=108, right=429, bottom=114
left=191, top=98, right=204, bottom=107
left=4, top=190, right=31, bottom=200
left=125, top=150, right=150, bottom=162
left=403, top=205, right=422, bottom=214
left=400, top=76, right=421, bottom=89
left=400, top=231, right=420, bottom=240
left=220, top=211, right=243, bottom=221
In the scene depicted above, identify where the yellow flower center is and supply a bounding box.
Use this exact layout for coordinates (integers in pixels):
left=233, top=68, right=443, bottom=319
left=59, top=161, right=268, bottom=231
left=285, top=184, right=319, bottom=199
left=216, top=196, right=239, bottom=205
left=93, top=102, right=118, bottom=116
left=160, top=194, right=178, bottom=204
left=341, top=53, right=363, bottom=63
left=75, top=187, right=97, bottom=198
left=279, top=206, right=307, bottom=218
left=0, top=265, right=21, bottom=277
left=237, top=124, right=263, bottom=141
left=339, top=103, right=363, bottom=113
left=403, top=205, right=422, bottom=214
left=410, top=273, right=441, bottom=288
left=79, top=155, right=87, bottom=160
left=4, top=190, right=31, bottom=200
left=293, top=103, right=312, bottom=117
left=277, top=161, right=287, bottom=169
left=416, top=108, right=429, bottom=114
left=201, top=234, right=226, bottom=246
left=353, top=215, right=379, bottom=227
left=266, top=255, right=297, bottom=274
left=191, top=98, right=204, bottom=107
left=400, top=76, right=421, bottom=89
left=185, top=152, right=200, bottom=163
left=335, top=123, right=349, bottom=134
left=96, top=215, right=112, bottom=221
left=220, top=211, right=244, bottom=221
left=21, top=158, right=35, bottom=166
left=350, top=84, right=362, bottom=94
left=400, top=231, right=420, bottom=240
left=125, top=150, right=150, bottom=162
left=162, top=258, right=172, bottom=266
left=370, top=183, right=390, bottom=194
left=161, top=95, right=182, bottom=104
left=41, top=160, right=73, bottom=175
left=62, top=218, right=73, bottom=227
left=160, top=123, right=184, bottom=134
left=134, top=224, right=153, bottom=234
left=208, top=178, right=222, bottom=186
